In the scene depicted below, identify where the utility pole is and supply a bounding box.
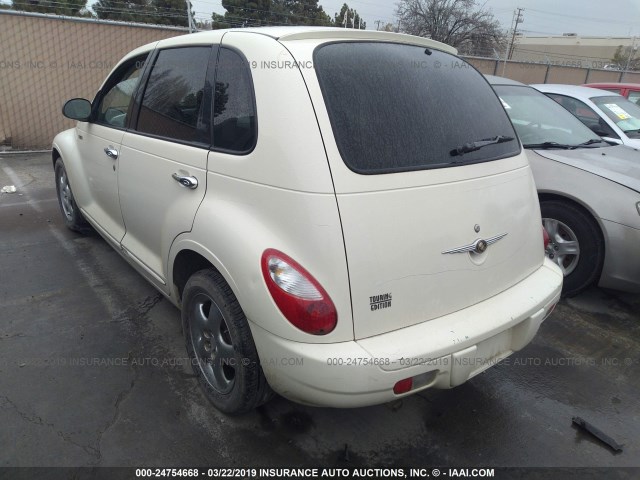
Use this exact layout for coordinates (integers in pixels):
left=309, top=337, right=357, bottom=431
left=375, top=20, right=382, bottom=31
left=507, top=8, right=524, bottom=60
left=625, top=36, right=637, bottom=72
left=186, top=0, right=195, bottom=33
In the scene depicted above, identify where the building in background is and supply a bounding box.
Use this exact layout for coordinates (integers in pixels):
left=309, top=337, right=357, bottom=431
left=510, top=35, right=636, bottom=70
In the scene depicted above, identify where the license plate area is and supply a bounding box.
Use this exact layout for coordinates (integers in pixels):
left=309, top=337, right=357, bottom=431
left=450, top=329, right=513, bottom=387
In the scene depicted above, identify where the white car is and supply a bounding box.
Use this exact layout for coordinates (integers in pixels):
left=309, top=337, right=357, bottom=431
left=533, top=83, right=640, bottom=149
left=53, top=27, right=561, bottom=414
left=488, top=76, right=640, bottom=295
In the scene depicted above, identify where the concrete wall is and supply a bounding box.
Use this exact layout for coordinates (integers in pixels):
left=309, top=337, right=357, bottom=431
left=466, top=57, right=640, bottom=85
left=0, top=11, right=186, bottom=149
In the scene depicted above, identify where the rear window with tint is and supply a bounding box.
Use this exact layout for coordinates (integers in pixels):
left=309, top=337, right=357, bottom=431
left=314, top=42, right=519, bottom=174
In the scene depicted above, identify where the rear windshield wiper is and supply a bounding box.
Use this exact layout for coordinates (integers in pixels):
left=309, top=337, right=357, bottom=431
left=450, top=135, right=515, bottom=157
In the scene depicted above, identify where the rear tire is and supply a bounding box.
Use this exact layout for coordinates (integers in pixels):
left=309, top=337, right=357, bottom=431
left=182, top=269, right=272, bottom=414
left=54, top=158, right=90, bottom=233
left=541, top=200, right=604, bottom=296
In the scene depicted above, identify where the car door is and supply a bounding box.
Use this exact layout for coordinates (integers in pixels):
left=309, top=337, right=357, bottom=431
left=76, top=54, right=148, bottom=244
left=117, top=46, right=214, bottom=287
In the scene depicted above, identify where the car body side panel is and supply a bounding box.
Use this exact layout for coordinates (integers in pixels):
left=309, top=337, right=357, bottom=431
left=209, top=31, right=335, bottom=194
left=53, top=124, right=127, bottom=244
left=527, top=150, right=640, bottom=292
left=184, top=172, right=353, bottom=344
left=118, top=133, right=208, bottom=284
left=598, top=219, right=640, bottom=292
left=170, top=31, right=353, bottom=343
left=52, top=129, right=88, bottom=204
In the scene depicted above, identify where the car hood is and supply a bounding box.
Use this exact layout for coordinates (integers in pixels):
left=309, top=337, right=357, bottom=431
left=532, top=145, right=640, bottom=193
left=623, top=137, right=640, bottom=149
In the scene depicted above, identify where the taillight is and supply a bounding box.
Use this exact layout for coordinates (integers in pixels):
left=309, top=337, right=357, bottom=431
left=542, top=225, right=550, bottom=249
left=261, top=249, right=337, bottom=335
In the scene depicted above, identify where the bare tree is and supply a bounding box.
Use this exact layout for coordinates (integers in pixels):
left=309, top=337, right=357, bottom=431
left=396, top=0, right=506, bottom=56
left=611, top=45, right=639, bottom=71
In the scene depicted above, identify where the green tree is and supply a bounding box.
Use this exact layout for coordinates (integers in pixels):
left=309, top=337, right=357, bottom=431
left=396, top=0, right=506, bottom=55
left=216, top=0, right=272, bottom=27
left=611, top=45, right=640, bottom=71
left=11, top=0, right=87, bottom=16
left=151, top=0, right=191, bottom=26
left=212, top=12, right=231, bottom=29
left=94, top=0, right=154, bottom=23
left=279, top=0, right=331, bottom=26
left=212, top=0, right=331, bottom=29
left=334, top=3, right=365, bottom=29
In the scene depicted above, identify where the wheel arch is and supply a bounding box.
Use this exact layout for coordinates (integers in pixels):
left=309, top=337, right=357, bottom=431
left=169, top=239, right=241, bottom=309
left=52, top=147, right=61, bottom=167
left=538, top=191, right=608, bottom=293
left=537, top=191, right=606, bottom=247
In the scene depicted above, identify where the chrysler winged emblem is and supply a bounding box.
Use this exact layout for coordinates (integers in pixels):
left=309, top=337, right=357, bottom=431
left=442, top=233, right=508, bottom=255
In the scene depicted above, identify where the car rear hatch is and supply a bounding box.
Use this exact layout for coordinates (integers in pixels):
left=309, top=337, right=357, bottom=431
left=286, top=39, right=545, bottom=340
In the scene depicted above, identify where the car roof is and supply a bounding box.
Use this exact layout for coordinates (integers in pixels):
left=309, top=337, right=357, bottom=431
left=137, top=27, right=457, bottom=55
left=531, top=83, right=623, bottom=100
left=484, top=75, right=526, bottom=86
left=584, top=82, right=640, bottom=89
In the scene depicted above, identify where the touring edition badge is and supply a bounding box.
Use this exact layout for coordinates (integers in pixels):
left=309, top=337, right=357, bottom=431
left=370, top=293, right=392, bottom=311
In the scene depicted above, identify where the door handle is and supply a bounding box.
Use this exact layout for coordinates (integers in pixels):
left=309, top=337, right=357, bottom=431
left=104, top=146, right=118, bottom=159
left=172, top=173, right=198, bottom=189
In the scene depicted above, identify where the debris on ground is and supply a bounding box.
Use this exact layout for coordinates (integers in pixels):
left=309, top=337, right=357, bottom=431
left=1, top=185, right=17, bottom=193
left=342, top=443, right=350, bottom=462
left=572, top=416, right=624, bottom=453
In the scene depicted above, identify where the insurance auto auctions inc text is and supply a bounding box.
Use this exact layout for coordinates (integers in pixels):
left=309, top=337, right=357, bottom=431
left=254, top=468, right=495, bottom=478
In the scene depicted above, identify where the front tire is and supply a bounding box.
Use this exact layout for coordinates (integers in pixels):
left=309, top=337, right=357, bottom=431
left=541, top=200, right=604, bottom=296
left=182, top=269, right=272, bottom=414
left=54, top=158, right=90, bottom=233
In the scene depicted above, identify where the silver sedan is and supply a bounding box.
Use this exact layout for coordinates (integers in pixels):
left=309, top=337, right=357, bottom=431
left=487, top=75, right=640, bottom=295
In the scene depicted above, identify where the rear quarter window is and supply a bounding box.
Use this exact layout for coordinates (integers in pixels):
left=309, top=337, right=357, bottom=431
left=314, top=42, right=519, bottom=174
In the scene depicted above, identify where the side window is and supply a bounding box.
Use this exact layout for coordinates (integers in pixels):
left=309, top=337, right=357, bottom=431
left=96, top=55, right=148, bottom=128
left=136, top=47, right=211, bottom=145
left=547, top=94, right=599, bottom=120
left=213, top=48, right=257, bottom=153
left=628, top=91, right=640, bottom=105
left=548, top=94, right=618, bottom=138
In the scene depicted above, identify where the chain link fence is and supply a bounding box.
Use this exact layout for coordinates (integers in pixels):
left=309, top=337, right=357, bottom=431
left=2, top=9, right=640, bottom=150
left=0, top=10, right=186, bottom=150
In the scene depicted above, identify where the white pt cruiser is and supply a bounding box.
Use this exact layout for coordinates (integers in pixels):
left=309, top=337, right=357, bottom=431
left=53, top=27, right=563, bottom=414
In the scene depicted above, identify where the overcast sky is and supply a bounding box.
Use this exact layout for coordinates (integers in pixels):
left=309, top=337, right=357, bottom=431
left=192, top=0, right=640, bottom=37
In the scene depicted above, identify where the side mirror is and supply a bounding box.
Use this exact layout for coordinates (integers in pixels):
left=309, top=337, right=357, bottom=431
left=62, top=98, right=92, bottom=121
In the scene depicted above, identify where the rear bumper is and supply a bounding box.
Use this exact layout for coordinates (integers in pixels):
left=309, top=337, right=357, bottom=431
left=599, top=220, right=640, bottom=293
left=250, top=258, right=563, bottom=408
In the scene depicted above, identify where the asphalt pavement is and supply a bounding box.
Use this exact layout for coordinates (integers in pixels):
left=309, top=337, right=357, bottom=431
left=1, top=152, right=639, bottom=471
